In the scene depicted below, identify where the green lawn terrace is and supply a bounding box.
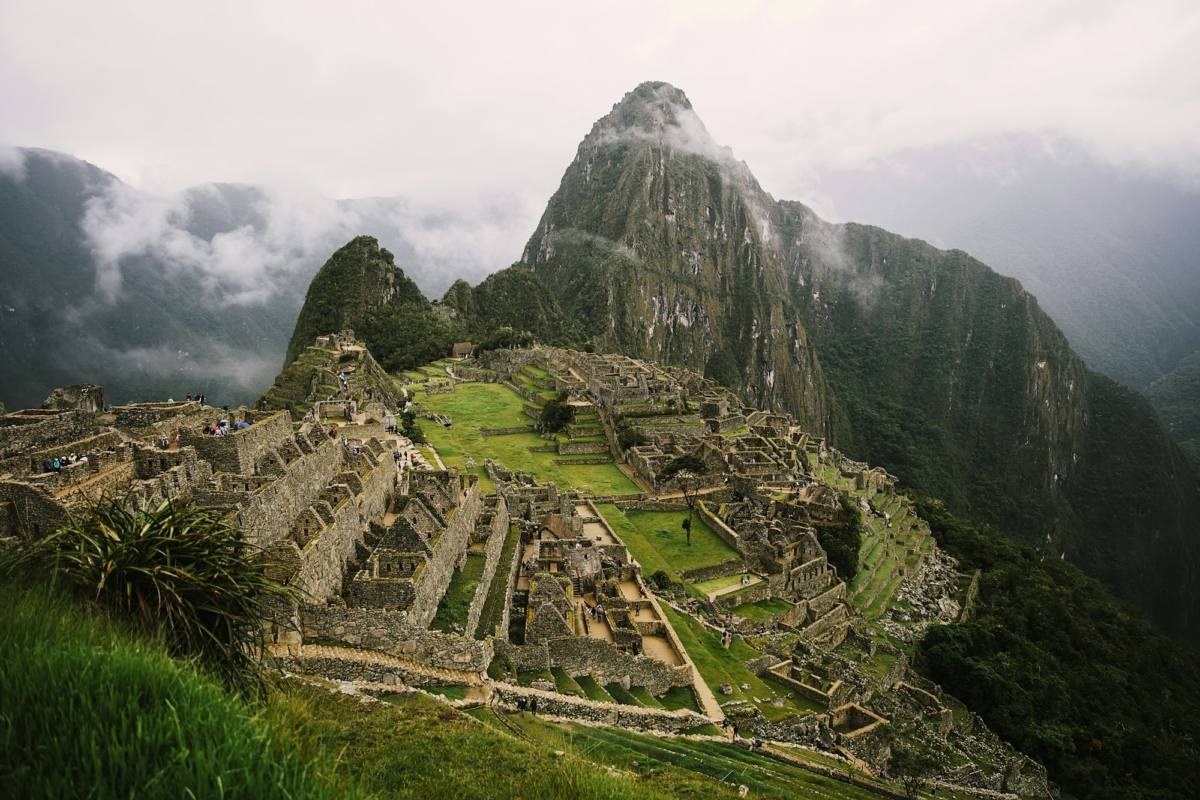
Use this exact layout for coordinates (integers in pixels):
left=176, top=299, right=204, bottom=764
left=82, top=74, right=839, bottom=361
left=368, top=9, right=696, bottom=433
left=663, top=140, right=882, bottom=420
left=850, top=494, right=935, bottom=620
left=595, top=505, right=741, bottom=589
left=412, top=380, right=637, bottom=496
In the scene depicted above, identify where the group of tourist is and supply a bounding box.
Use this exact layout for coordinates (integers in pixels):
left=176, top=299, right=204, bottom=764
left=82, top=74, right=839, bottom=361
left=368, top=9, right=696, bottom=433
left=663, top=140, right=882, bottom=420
left=515, top=696, right=539, bottom=716
left=202, top=419, right=251, bottom=436
left=156, top=434, right=178, bottom=449
left=184, top=393, right=207, bottom=406
left=42, top=453, right=88, bottom=473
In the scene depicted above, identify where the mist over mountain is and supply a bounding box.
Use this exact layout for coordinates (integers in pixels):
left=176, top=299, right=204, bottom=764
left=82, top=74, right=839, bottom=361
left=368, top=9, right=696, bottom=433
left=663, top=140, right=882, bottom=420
left=513, top=82, right=1200, bottom=642
left=0, top=148, right=536, bottom=410
left=802, top=134, right=1200, bottom=391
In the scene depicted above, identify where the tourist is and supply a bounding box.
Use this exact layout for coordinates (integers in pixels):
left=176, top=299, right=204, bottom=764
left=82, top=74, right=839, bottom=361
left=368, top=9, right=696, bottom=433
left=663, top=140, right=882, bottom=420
left=42, top=460, right=51, bottom=473
left=529, top=696, right=538, bottom=716
left=186, top=394, right=192, bottom=402
left=517, top=697, right=527, bottom=716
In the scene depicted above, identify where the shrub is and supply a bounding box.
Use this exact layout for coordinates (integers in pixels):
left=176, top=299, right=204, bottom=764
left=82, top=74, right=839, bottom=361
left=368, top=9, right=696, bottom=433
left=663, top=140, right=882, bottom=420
left=0, top=497, right=296, bottom=691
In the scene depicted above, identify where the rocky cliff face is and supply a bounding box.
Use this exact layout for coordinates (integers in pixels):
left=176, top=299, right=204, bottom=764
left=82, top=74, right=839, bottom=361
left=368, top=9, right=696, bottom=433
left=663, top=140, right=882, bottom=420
left=521, top=82, right=831, bottom=434
left=520, top=82, right=1200, bottom=641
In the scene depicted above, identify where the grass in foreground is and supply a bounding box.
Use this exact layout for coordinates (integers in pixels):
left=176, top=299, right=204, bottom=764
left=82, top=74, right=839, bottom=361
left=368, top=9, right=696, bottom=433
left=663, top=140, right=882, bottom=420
left=276, top=683, right=747, bottom=799
left=0, top=586, right=348, bottom=799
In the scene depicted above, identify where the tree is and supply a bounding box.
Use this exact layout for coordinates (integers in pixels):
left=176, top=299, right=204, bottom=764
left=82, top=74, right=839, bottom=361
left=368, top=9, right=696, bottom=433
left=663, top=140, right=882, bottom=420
left=657, top=454, right=709, bottom=546
left=889, top=742, right=939, bottom=798
left=538, top=391, right=573, bottom=434
left=400, top=409, right=425, bottom=444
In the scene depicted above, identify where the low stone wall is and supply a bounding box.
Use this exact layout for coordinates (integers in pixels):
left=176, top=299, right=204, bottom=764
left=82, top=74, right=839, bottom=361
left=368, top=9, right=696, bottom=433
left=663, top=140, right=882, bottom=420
left=557, top=440, right=609, bottom=456
left=298, top=605, right=492, bottom=672
left=555, top=458, right=613, bottom=466
left=547, top=636, right=693, bottom=696
left=679, top=559, right=745, bottom=584
left=613, top=499, right=689, bottom=512
left=698, top=502, right=742, bottom=550
left=715, top=581, right=772, bottom=611
left=479, top=426, right=535, bottom=436
left=492, top=684, right=709, bottom=732
left=449, top=366, right=501, bottom=383
left=466, top=498, right=510, bottom=638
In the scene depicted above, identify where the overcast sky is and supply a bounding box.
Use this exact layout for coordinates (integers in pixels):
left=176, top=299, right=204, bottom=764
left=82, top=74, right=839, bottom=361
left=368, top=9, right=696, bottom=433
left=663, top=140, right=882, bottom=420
left=3, top=0, right=1198, bottom=202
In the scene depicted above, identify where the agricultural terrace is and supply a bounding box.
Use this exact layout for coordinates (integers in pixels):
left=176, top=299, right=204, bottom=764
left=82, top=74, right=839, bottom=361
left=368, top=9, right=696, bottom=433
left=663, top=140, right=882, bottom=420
left=412, top=381, right=638, bottom=495
left=594, top=505, right=740, bottom=583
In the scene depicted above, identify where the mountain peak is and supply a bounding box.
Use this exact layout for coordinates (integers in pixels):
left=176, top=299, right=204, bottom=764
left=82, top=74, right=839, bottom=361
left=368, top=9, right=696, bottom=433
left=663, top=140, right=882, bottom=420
left=584, top=81, right=731, bottom=163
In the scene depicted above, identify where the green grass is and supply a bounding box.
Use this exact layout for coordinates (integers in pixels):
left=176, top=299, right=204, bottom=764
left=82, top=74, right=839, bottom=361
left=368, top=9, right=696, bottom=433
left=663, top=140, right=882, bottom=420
left=595, top=506, right=740, bottom=577
left=415, top=381, right=637, bottom=495
left=575, top=674, right=616, bottom=703
left=0, top=586, right=348, bottom=799
left=283, top=681, right=742, bottom=799
left=474, top=525, right=521, bottom=640
left=658, top=686, right=702, bottom=714
left=732, top=598, right=794, bottom=622
left=504, top=715, right=882, bottom=799
left=517, top=669, right=555, bottom=687
left=552, top=667, right=585, bottom=697
left=605, top=682, right=642, bottom=706
left=425, top=684, right=467, bottom=701
left=630, top=687, right=665, bottom=708
left=691, top=573, right=748, bottom=596
left=661, top=606, right=811, bottom=723
left=429, top=554, right=487, bottom=633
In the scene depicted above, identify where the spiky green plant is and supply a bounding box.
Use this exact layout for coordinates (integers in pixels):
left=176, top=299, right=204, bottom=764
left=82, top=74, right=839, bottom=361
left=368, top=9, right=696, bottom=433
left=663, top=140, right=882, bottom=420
left=0, top=497, right=296, bottom=691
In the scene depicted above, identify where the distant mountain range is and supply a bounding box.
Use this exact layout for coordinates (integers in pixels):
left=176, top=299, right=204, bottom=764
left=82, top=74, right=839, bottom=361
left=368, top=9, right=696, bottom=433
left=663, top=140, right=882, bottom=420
left=0, top=149, right=530, bottom=410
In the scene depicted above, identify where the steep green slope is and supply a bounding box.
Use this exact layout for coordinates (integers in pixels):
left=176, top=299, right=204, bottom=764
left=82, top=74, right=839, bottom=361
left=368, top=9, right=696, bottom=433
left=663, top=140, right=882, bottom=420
left=1146, top=352, right=1200, bottom=466
left=778, top=209, right=1200, bottom=635
left=517, top=81, right=1200, bottom=642
left=915, top=497, right=1200, bottom=800
left=521, top=82, right=831, bottom=434
left=441, top=266, right=583, bottom=347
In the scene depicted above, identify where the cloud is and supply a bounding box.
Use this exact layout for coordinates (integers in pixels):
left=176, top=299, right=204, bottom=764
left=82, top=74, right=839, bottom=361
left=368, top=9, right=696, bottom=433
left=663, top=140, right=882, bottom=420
left=0, top=145, right=25, bottom=180
left=81, top=181, right=362, bottom=303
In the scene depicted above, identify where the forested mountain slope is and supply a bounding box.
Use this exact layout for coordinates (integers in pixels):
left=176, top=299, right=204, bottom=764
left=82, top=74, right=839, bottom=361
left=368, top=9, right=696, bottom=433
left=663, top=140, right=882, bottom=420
left=516, top=82, right=1200, bottom=642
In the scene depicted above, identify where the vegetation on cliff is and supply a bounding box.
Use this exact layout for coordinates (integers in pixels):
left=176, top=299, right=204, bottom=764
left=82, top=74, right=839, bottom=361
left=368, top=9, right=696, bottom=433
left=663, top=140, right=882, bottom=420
left=1146, top=352, right=1200, bottom=466
left=915, top=497, right=1200, bottom=800
left=513, top=81, right=1200, bottom=644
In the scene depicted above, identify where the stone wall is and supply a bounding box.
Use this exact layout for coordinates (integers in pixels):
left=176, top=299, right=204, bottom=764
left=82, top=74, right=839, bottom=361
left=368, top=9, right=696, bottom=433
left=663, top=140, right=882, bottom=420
left=0, top=480, right=69, bottom=537
left=679, top=559, right=746, bottom=584
left=407, top=480, right=483, bottom=630
left=298, top=604, right=492, bottom=672
left=479, top=426, right=535, bottom=436
left=492, top=684, right=709, bottom=732
left=699, top=501, right=742, bottom=550
left=0, top=410, right=94, bottom=461
left=230, top=435, right=345, bottom=548
left=465, top=498, right=510, bottom=638
left=182, top=411, right=292, bottom=476
left=715, top=581, right=772, bottom=611
left=546, top=635, right=694, bottom=696
left=557, top=440, right=610, bottom=456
